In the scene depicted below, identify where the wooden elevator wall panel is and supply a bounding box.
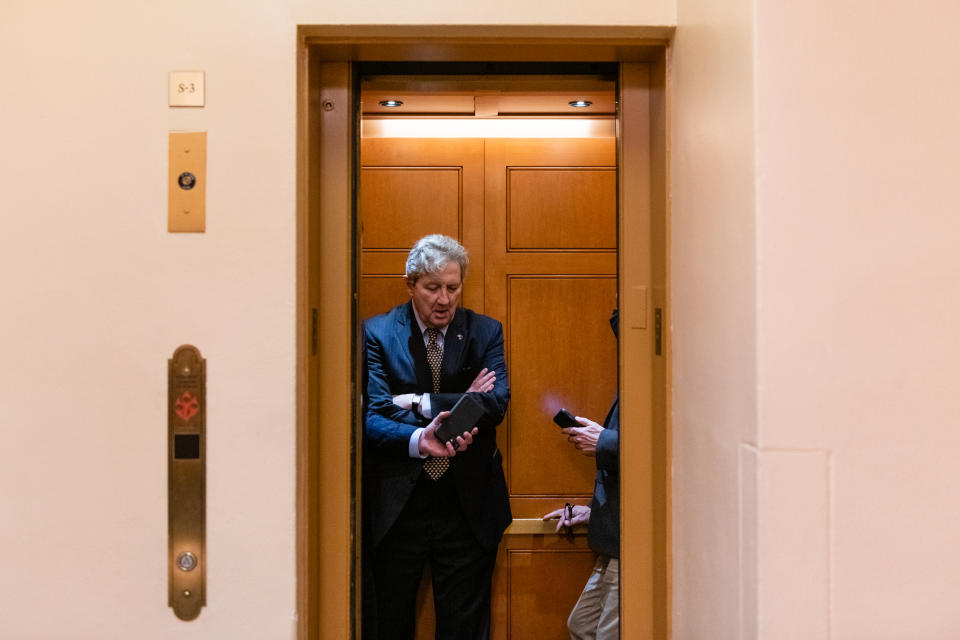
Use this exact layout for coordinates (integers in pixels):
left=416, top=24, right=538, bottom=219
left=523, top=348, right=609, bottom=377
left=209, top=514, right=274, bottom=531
left=507, top=276, right=617, bottom=497
left=506, top=549, right=597, bottom=639
left=507, top=168, right=617, bottom=250
left=359, top=275, right=408, bottom=324
left=360, top=167, right=463, bottom=249
left=484, top=137, right=617, bottom=520
left=484, top=137, right=618, bottom=640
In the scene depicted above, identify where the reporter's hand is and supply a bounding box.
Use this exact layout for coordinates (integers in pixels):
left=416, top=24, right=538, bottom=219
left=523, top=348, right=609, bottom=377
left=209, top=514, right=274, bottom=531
left=542, top=505, right=591, bottom=532
left=466, top=368, right=496, bottom=393
left=418, top=411, right=479, bottom=457
left=561, top=416, right=604, bottom=457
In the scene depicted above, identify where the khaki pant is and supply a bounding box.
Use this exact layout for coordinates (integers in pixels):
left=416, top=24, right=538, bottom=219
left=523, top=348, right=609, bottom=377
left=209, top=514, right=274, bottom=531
left=567, top=555, right=619, bottom=640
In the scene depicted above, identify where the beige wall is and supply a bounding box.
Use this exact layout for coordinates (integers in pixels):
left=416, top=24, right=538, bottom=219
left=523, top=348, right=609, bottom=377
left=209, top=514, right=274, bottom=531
left=672, top=0, right=960, bottom=638
left=755, top=0, right=960, bottom=637
left=670, top=0, right=758, bottom=637
left=0, top=1, right=674, bottom=638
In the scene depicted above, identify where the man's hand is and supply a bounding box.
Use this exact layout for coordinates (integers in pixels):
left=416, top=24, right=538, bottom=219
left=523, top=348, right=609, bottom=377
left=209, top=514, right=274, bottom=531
left=561, top=416, right=604, bottom=457
left=542, top=505, right=591, bottom=532
left=466, top=367, right=496, bottom=393
left=418, top=411, right=479, bottom=458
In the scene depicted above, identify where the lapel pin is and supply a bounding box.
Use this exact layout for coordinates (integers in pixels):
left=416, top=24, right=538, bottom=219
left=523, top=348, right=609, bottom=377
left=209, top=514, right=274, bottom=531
left=457, top=334, right=463, bottom=341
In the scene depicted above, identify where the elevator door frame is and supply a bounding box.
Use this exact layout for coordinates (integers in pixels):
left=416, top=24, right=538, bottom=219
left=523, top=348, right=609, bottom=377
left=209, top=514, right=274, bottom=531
left=296, top=25, right=673, bottom=640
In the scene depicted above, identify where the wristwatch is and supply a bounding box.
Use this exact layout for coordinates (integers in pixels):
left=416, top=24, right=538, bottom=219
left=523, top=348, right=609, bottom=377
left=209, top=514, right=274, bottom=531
left=411, top=394, right=423, bottom=417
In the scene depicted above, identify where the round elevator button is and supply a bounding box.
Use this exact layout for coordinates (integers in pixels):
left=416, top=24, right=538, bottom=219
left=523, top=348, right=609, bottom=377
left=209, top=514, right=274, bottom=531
left=177, top=551, right=197, bottom=572
left=178, top=172, right=196, bottom=190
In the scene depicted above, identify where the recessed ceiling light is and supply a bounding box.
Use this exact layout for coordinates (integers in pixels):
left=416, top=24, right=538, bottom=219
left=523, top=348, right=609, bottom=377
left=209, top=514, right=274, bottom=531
left=379, top=99, right=404, bottom=108
left=363, top=118, right=616, bottom=139
left=568, top=100, right=593, bottom=108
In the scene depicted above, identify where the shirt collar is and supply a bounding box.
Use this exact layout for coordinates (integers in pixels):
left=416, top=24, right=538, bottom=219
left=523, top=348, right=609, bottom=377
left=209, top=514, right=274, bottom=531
left=411, top=304, right=449, bottom=337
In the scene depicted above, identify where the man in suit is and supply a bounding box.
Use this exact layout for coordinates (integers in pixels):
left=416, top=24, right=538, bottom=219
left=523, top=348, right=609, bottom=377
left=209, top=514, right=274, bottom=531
left=363, top=234, right=512, bottom=640
left=543, top=309, right=620, bottom=640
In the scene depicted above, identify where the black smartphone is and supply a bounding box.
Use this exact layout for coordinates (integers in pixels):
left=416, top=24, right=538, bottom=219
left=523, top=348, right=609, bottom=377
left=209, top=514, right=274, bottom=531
left=435, top=394, right=486, bottom=444
left=553, top=408, right=578, bottom=429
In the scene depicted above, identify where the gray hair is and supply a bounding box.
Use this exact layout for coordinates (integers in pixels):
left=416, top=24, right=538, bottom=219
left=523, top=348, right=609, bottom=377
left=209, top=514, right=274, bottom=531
left=405, top=234, right=469, bottom=283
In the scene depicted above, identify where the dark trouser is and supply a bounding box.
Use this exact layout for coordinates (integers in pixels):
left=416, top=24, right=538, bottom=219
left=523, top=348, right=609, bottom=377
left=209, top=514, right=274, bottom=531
left=371, top=472, right=497, bottom=640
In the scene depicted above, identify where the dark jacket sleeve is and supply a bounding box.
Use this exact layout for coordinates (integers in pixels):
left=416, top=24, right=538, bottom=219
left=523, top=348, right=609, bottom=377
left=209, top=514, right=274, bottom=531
left=362, top=320, right=419, bottom=455
left=428, top=319, right=509, bottom=432
left=596, top=428, right=619, bottom=473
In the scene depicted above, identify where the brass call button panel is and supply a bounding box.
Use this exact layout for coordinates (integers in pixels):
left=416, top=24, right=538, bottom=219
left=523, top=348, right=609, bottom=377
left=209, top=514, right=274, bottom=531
left=168, top=345, right=206, bottom=621
left=168, top=132, right=206, bottom=233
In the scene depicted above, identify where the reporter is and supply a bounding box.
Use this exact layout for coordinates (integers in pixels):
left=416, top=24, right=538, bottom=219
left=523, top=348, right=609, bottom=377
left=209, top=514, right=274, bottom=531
left=542, top=309, right=620, bottom=640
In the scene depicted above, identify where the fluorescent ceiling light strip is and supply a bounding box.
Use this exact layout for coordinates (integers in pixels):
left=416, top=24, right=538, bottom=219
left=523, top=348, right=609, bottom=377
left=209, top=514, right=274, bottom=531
left=363, top=118, right=615, bottom=139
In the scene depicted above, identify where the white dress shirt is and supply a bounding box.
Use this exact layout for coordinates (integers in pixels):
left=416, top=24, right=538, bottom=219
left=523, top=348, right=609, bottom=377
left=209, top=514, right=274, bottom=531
left=408, top=307, right=448, bottom=458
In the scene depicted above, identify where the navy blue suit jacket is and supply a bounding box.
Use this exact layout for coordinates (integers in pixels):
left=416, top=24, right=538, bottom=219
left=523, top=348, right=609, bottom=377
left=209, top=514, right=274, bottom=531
left=362, top=302, right=512, bottom=550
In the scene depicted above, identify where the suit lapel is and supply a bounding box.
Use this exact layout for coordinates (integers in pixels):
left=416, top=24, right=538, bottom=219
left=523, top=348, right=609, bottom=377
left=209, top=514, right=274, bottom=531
left=395, top=302, right=431, bottom=390
left=604, top=398, right=620, bottom=432
left=440, top=308, right=467, bottom=385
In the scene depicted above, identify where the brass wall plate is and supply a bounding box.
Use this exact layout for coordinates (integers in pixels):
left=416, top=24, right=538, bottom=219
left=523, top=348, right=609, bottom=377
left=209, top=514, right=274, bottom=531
left=168, top=132, right=206, bottom=232
left=168, top=345, right=206, bottom=621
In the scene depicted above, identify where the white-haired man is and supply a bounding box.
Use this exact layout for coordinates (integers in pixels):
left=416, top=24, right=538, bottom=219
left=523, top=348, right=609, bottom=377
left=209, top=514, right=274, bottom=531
left=362, top=234, right=512, bottom=640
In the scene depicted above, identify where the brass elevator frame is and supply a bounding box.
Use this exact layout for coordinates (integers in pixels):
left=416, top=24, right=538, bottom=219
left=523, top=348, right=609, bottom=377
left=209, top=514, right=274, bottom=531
left=296, top=25, right=674, bottom=640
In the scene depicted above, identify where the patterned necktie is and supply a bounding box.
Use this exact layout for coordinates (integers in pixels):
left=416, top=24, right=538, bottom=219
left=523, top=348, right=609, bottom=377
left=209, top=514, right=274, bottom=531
left=423, top=328, right=449, bottom=480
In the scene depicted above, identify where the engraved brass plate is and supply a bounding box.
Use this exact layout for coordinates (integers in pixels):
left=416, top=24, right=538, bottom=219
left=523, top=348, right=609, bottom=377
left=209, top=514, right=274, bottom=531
left=168, top=345, right=206, bottom=620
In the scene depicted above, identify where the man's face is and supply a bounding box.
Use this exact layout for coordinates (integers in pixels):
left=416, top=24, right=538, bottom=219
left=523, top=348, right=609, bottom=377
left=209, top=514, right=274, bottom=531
left=406, top=261, right=462, bottom=329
